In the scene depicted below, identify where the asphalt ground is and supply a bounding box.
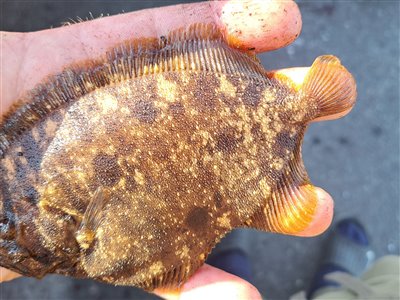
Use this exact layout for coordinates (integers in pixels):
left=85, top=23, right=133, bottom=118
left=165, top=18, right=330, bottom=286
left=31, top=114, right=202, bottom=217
left=1, top=1, right=399, bottom=299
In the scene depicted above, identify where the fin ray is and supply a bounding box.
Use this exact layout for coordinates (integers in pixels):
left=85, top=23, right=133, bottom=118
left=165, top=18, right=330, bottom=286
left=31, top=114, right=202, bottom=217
left=76, top=186, right=108, bottom=249
left=0, top=23, right=267, bottom=158
left=301, top=55, right=357, bottom=122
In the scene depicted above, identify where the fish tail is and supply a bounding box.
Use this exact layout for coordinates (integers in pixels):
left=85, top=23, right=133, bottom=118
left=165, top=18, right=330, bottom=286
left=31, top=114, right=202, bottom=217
left=301, top=55, right=357, bottom=122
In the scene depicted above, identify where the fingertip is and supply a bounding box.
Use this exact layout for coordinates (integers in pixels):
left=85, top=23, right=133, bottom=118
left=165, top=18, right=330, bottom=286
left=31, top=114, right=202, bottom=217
left=154, top=264, right=262, bottom=300
left=219, top=0, right=302, bottom=52
left=295, top=187, right=334, bottom=237
left=267, top=67, right=310, bottom=91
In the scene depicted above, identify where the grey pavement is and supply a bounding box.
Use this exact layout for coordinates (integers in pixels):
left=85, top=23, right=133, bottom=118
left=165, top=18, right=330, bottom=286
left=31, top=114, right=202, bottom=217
left=1, top=1, right=399, bottom=299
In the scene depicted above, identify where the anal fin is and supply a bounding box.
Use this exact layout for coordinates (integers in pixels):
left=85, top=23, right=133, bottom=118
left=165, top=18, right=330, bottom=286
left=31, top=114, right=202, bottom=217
left=245, top=145, right=318, bottom=235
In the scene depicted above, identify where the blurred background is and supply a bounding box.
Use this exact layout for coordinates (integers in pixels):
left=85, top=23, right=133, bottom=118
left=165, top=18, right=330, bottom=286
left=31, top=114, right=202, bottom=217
left=1, top=1, right=399, bottom=299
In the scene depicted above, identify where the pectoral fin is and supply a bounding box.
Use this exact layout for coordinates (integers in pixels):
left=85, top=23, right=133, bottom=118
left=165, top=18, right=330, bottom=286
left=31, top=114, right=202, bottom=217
left=76, top=186, right=108, bottom=249
left=245, top=145, right=318, bottom=235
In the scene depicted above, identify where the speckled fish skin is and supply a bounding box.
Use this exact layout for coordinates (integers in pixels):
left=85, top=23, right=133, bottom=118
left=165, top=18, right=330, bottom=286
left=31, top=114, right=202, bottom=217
left=0, top=24, right=356, bottom=289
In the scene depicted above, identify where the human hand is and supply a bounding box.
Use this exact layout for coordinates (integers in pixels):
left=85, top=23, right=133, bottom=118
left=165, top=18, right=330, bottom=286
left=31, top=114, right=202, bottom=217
left=1, top=0, right=337, bottom=298
left=0, top=268, right=21, bottom=283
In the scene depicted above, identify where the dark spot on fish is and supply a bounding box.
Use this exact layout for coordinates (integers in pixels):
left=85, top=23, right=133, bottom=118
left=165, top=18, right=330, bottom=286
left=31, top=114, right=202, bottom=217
left=121, top=161, right=137, bottom=192
left=132, top=100, right=157, bottom=123
left=20, top=132, right=42, bottom=172
left=276, top=131, right=295, bottom=148
left=23, top=186, right=39, bottom=204
left=257, top=147, right=280, bottom=178
left=49, top=109, right=65, bottom=122
left=193, top=74, right=218, bottom=112
left=145, top=175, right=157, bottom=194
left=37, top=121, right=50, bottom=140
left=17, top=152, right=23, bottom=157
left=186, top=207, right=209, bottom=232
left=125, top=176, right=137, bottom=192
left=371, top=126, right=383, bottom=137
left=274, top=131, right=296, bottom=157
left=92, top=152, right=122, bottom=187
left=214, top=191, right=223, bottom=209
left=200, top=141, right=215, bottom=156
left=215, top=131, right=240, bottom=153
left=251, top=123, right=265, bottom=141
left=169, top=102, right=185, bottom=117
left=242, top=81, right=263, bottom=107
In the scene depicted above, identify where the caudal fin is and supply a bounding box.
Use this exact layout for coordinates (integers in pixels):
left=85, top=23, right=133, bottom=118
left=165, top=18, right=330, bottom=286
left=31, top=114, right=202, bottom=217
left=301, top=55, right=357, bottom=122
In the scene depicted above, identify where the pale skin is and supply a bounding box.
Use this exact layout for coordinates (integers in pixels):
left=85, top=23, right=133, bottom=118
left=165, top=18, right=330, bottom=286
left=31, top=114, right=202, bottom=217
left=0, top=0, right=341, bottom=299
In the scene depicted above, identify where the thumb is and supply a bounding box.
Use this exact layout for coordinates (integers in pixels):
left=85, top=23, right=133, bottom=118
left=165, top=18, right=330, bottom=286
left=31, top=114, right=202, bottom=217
left=154, top=264, right=262, bottom=300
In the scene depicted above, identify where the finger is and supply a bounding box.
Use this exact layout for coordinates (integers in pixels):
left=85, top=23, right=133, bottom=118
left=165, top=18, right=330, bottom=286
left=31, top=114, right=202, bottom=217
left=220, top=0, right=301, bottom=52
left=267, top=67, right=310, bottom=91
left=294, top=187, right=334, bottom=237
left=2, top=0, right=301, bottom=112
left=154, top=264, right=262, bottom=300
left=0, top=267, right=21, bottom=283
left=28, top=0, right=301, bottom=54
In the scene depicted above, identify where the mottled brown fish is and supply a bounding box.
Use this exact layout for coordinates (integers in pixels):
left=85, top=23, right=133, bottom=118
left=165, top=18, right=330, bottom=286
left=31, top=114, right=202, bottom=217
left=0, top=23, right=356, bottom=290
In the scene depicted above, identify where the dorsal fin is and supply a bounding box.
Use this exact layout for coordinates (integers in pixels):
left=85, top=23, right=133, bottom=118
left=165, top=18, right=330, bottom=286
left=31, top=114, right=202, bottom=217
left=0, top=23, right=267, bottom=158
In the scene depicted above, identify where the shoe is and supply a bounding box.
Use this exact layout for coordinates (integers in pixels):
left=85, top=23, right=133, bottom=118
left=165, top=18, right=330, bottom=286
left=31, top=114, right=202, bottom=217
left=307, top=218, right=375, bottom=299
